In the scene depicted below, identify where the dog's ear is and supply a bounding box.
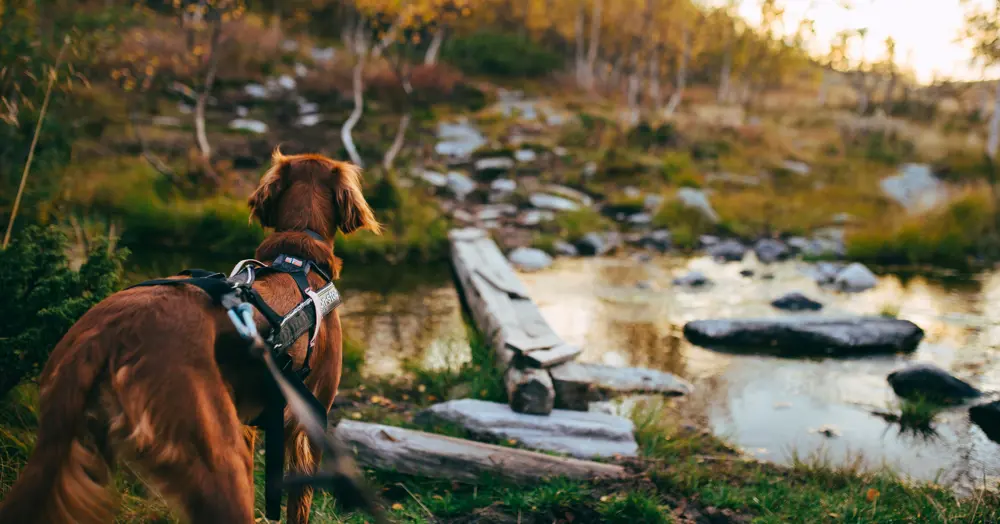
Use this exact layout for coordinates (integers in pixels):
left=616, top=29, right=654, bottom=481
left=248, top=149, right=289, bottom=228
left=330, top=161, right=381, bottom=236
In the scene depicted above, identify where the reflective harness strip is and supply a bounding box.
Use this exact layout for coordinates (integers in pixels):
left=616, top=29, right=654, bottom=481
left=125, top=252, right=340, bottom=520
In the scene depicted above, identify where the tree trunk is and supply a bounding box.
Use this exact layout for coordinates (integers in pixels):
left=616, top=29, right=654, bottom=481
left=342, top=54, right=366, bottom=167
left=424, top=27, right=445, bottom=65
left=663, top=29, right=690, bottom=116
left=882, top=73, right=897, bottom=116
left=626, top=52, right=640, bottom=109
left=718, top=47, right=732, bottom=103
left=574, top=6, right=586, bottom=86
left=647, top=50, right=661, bottom=108
left=585, top=0, right=603, bottom=91
left=383, top=72, right=413, bottom=170
left=194, top=19, right=222, bottom=161
left=987, top=78, right=1000, bottom=161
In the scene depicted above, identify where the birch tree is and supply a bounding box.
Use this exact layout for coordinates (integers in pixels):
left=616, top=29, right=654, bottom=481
left=962, top=0, right=1000, bottom=160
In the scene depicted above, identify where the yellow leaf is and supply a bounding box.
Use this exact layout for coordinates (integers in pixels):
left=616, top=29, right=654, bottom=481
left=391, top=503, right=404, bottom=511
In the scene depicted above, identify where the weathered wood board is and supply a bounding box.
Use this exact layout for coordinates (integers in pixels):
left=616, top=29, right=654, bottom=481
left=336, top=420, right=628, bottom=483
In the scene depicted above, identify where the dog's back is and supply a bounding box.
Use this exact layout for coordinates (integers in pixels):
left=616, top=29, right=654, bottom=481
left=0, top=284, right=254, bottom=524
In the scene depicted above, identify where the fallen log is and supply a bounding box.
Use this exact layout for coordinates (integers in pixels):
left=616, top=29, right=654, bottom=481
left=336, top=420, right=629, bottom=483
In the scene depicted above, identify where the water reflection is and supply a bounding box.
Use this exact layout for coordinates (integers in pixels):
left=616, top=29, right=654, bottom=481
left=518, top=256, right=1000, bottom=488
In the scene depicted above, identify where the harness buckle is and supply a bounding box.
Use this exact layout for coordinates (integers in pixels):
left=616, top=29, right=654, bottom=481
left=227, top=302, right=259, bottom=341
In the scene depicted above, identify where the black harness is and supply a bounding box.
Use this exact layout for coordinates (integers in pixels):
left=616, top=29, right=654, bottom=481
left=126, top=233, right=341, bottom=520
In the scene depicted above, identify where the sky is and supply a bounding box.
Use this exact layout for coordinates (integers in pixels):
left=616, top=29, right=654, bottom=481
left=708, top=0, right=989, bottom=84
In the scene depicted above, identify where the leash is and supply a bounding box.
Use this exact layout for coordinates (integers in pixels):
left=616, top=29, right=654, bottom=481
left=127, top=253, right=386, bottom=523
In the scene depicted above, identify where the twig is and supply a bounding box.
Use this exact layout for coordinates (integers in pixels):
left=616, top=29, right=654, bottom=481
left=129, top=109, right=180, bottom=183
left=396, top=483, right=433, bottom=518
left=3, top=35, right=70, bottom=249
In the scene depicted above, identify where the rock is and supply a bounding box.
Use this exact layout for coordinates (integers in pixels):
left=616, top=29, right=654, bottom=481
left=244, top=83, right=269, bottom=99
left=504, top=367, right=555, bottom=414
left=575, top=232, right=622, bottom=256
left=880, top=163, right=946, bottom=214
left=624, top=186, right=642, bottom=198
left=809, top=424, right=840, bottom=438
left=811, top=262, right=845, bottom=284
left=771, top=292, right=824, bottom=311
left=296, top=114, right=321, bottom=127
left=699, top=235, right=720, bottom=247
left=491, top=178, right=517, bottom=193
left=276, top=74, right=296, bottom=91
left=518, top=210, right=555, bottom=226
left=582, top=161, right=598, bottom=178
left=638, top=230, right=671, bottom=252
left=833, top=263, right=878, bottom=292
left=310, top=46, right=335, bottom=62
left=514, top=149, right=537, bottom=163
left=418, top=399, right=638, bottom=458
left=452, top=209, right=475, bottom=224
left=228, top=119, right=268, bottom=134
left=419, top=170, right=448, bottom=188
left=782, top=160, right=811, bottom=176
left=705, top=172, right=762, bottom=187
left=294, top=62, right=309, bottom=77
left=436, top=120, right=486, bottom=158
left=553, top=146, right=569, bottom=156
left=549, top=362, right=693, bottom=411
left=753, top=239, right=791, bottom=263
left=761, top=273, right=775, bottom=280
left=508, top=247, right=553, bottom=272
left=636, top=280, right=656, bottom=290
left=530, top=193, right=580, bottom=212
left=644, top=194, right=665, bottom=211
left=297, top=98, right=319, bottom=115
left=677, top=187, right=720, bottom=223
left=707, top=240, right=746, bottom=262
left=969, top=400, right=1000, bottom=443
left=740, top=269, right=754, bottom=277
left=887, top=363, right=982, bottom=404
left=553, top=240, right=578, bottom=257
left=683, top=316, right=925, bottom=356
left=673, top=271, right=711, bottom=288
left=477, top=207, right=504, bottom=221
left=236, top=106, right=249, bottom=117
left=446, top=171, right=476, bottom=201
left=542, top=185, right=594, bottom=207
left=475, top=157, right=515, bottom=173
left=627, top=213, right=653, bottom=226
left=787, top=236, right=810, bottom=252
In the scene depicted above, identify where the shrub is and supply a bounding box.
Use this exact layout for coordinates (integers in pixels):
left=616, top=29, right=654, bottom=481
left=442, top=31, right=561, bottom=78
left=652, top=200, right=716, bottom=248
left=547, top=209, right=614, bottom=242
left=933, top=150, right=995, bottom=184
left=0, top=226, right=127, bottom=398
left=660, top=151, right=699, bottom=185
left=846, top=188, right=996, bottom=268
left=626, top=121, right=680, bottom=149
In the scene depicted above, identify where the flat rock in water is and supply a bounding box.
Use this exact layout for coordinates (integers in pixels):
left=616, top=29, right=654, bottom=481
left=771, top=292, right=823, bottom=311
left=673, top=271, right=711, bottom=287
left=683, top=316, right=924, bottom=356
left=508, top=247, right=553, bottom=272
left=969, top=400, right=1000, bottom=443
left=417, top=399, right=638, bottom=458
left=707, top=239, right=746, bottom=262
left=887, top=363, right=981, bottom=404
left=753, top=239, right=791, bottom=263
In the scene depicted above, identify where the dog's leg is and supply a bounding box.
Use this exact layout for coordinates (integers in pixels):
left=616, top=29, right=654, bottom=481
left=116, top=360, right=255, bottom=523
left=284, top=427, right=319, bottom=524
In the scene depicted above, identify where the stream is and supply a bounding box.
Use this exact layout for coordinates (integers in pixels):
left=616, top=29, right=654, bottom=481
left=130, top=250, right=1000, bottom=491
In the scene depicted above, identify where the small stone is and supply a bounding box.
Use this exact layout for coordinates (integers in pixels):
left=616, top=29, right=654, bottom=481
left=644, top=194, right=664, bottom=211
left=753, top=238, right=791, bottom=263
left=707, top=240, right=746, bottom=262
left=575, top=232, right=622, bottom=256
left=627, top=213, right=653, bottom=225
left=740, top=269, right=754, bottom=277
left=553, top=146, right=569, bottom=156
left=582, top=161, right=598, bottom=178
left=419, top=170, right=448, bottom=187
left=310, top=46, right=335, bottom=62
left=475, top=157, right=515, bottom=172
left=530, top=193, right=580, bottom=212
left=699, top=235, right=720, bottom=247
left=446, top=171, right=476, bottom=201
left=771, top=292, right=824, bottom=311
left=782, top=160, right=811, bottom=176
left=638, top=230, right=671, bottom=252
left=518, top=210, right=555, bottom=226
left=624, top=186, right=641, bottom=198
left=244, top=83, right=269, bottom=99
left=296, top=114, right=321, bottom=127
left=228, top=119, right=268, bottom=134
left=553, top=240, right=578, bottom=257
left=833, top=263, right=878, bottom=292
left=294, top=62, right=309, bottom=77
left=673, top=271, right=711, bottom=287
left=508, top=247, right=553, bottom=272
left=491, top=178, right=516, bottom=193
left=514, top=149, right=537, bottom=163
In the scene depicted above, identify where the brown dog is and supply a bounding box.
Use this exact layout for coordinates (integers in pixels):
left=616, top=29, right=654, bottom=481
left=0, top=151, right=380, bottom=523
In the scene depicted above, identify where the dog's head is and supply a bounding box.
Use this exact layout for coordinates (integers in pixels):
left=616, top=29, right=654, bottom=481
left=248, top=149, right=381, bottom=238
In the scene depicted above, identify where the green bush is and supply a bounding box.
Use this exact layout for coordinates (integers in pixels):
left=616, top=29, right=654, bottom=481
left=547, top=208, right=614, bottom=242
left=0, top=226, right=127, bottom=398
left=442, top=31, right=561, bottom=78
left=652, top=200, right=716, bottom=249
left=660, top=151, right=699, bottom=185
left=627, top=121, right=680, bottom=149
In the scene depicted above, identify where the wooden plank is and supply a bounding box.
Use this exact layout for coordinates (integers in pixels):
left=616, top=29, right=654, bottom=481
left=507, top=299, right=562, bottom=351
left=504, top=367, right=555, bottom=415
left=336, top=420, right=627, bottom=483
left=522, top=344, right=582, bottom=368
left=472, top=237, right=530, bottom=299
left=448, top=227, right=487, bottom=242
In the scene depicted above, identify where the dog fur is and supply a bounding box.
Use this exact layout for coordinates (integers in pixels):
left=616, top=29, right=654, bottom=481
left=0, top=151, right=380, bottom=523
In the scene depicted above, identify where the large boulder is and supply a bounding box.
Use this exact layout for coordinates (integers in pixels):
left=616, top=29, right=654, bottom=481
left=508, top=247, right=553, bottom=272
left=970, top=400, right=1000, bottom=443
left=753, top=239, right=791, bottom=263
left=683, top=316, right=924, bottom=356
left=833, top=263, right=878, bottom=292
left=880, top=163, right=946, bottom=214
left=707, top=239, right=747, bottom=262
left=771, top=292, right=823, bottom=311
left=416, top=399, right=638, bottom=458
left=887, top=363, right=982, bottom=404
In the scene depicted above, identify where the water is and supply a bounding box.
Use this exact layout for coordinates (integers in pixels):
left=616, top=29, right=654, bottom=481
left=129, top=249, right=1000, bottom=490
left=517, top=255, right=1000, bottom=492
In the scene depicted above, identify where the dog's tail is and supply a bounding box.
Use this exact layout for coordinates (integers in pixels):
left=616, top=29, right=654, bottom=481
left=0, top=328, right=113, bottom=524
